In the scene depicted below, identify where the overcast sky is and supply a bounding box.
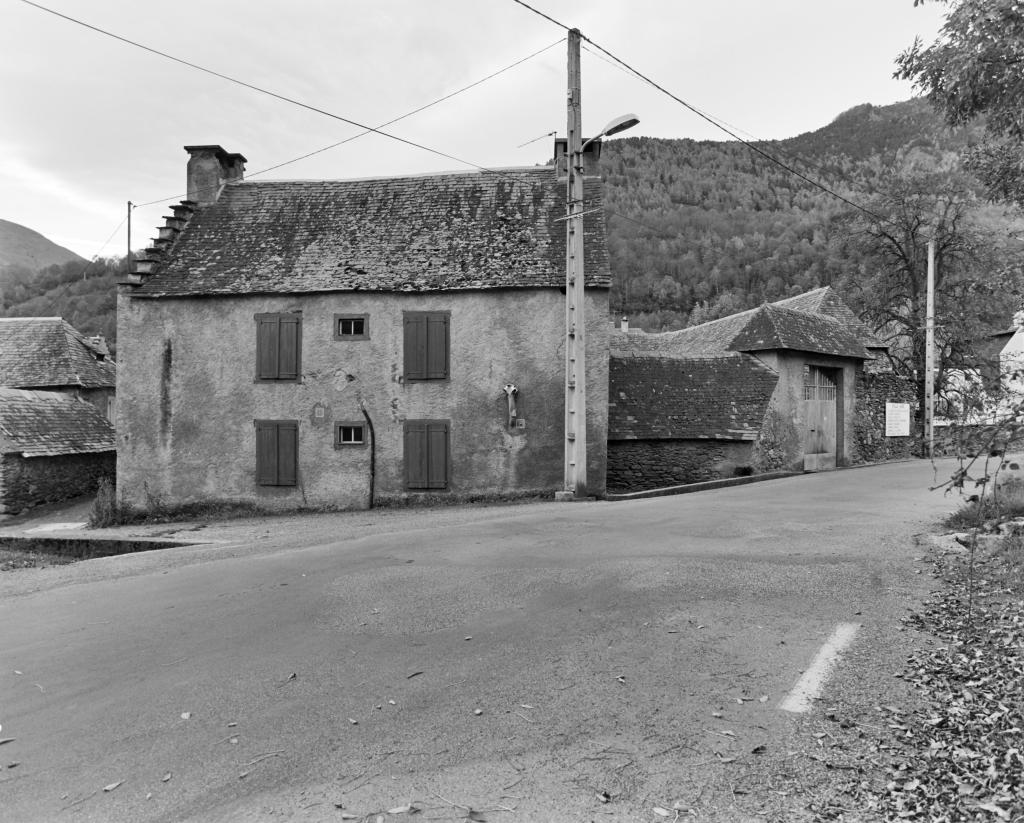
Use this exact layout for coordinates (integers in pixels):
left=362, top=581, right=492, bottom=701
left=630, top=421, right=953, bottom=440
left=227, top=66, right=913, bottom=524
left=1, top=0, right=948, bottom=259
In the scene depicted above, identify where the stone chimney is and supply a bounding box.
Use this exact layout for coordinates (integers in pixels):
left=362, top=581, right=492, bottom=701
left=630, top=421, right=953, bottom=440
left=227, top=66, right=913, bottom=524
left=554, top=136, right=603, bottom=179
left=184, top=145, right=247, bottom=206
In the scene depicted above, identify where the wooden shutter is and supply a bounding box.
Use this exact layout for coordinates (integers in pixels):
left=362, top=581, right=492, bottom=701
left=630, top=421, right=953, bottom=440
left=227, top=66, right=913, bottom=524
left=256, top=420, right=279, bottom=485
left=404, top=315, right=427, bottom=380
left=278, top=315, right=301, bottom=380
left=276, top=421, right=298, bottom=485
left=426, top=422, right=449, bottom=488
left=405, top=421, right=428, bottom=488
left=425, top=315, right=449, bottom=379
left=256, top=316, right=280, bottom=379
left=256, top=420, right=298, bottom=486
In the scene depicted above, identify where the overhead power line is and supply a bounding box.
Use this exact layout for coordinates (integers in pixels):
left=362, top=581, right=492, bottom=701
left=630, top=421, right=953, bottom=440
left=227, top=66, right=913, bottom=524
left=509, top=0, right=890, bottom=225
left=20, top=0, right=519, bottom=179
left=135, top=38, right=565, bottom=207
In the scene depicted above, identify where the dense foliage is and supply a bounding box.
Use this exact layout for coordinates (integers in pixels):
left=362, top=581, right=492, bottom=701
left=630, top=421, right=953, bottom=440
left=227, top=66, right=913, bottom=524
left=0, top=256, right=121, bottom=351
left=598, top=99, right=1021, bottom=331
left=897, top=0, right=1024, bottom=208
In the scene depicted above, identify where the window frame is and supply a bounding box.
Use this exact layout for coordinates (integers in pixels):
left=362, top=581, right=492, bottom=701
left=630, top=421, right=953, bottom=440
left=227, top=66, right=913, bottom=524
left=255, top=419, right=299, bottom=487
left=254, top=312, right=302, bottom=382
left=333, top=313, right=369, bottom=341
left=404, top=419, right=450, bottom=490
left=334, top=421, right=366, bottom=448
left=403, top=311, right=450, bottom=382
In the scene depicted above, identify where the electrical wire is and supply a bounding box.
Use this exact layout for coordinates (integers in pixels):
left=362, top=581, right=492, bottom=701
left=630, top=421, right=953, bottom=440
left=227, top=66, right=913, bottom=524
left=510, top=0, right=890, bottom=225
left=19, top=0, right=533, bottom=183
left=134, top=38, right=565, bottom=208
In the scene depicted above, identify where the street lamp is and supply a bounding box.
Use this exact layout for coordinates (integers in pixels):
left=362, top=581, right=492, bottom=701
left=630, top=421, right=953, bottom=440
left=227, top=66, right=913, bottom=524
left=558, top=29, right=639, bottom=501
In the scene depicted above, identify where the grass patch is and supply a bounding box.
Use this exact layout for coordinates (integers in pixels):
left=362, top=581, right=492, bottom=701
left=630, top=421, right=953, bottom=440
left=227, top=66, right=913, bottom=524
left=942, top=482, right=1024, bottom=530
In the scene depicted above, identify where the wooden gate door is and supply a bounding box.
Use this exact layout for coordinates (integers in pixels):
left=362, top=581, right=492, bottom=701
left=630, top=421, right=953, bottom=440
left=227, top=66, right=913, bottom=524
left=802, top=365, right=837, bottom=471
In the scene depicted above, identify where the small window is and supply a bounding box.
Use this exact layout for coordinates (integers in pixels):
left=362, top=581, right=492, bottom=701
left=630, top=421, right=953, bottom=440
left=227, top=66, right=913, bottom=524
left=334, top=422, right=365, bottom=447
left=404, top=312, right=450, bottom=381
left=255, top=312, right=302, bottom=381
left=334, top=314, right=369, bottom=340
left=255, top=420, right=298, bottom=486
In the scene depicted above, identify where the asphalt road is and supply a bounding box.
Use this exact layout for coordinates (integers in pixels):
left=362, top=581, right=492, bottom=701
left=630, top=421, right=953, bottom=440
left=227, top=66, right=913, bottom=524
left=0, top=460, right=961, bottom=822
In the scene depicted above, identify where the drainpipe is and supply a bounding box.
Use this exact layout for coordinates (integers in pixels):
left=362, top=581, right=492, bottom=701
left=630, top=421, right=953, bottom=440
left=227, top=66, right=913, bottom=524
left=359, top=402, right=375, bottom=509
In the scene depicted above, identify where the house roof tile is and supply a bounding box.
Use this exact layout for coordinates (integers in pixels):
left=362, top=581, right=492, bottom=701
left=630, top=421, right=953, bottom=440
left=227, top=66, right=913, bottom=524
left=132, top=168, right=610, bottom=297
left=0, top=317, right=116, bottom=389
left=608, top=354, right=778, bottom=441
left=0, top=389, right=115, bottom=457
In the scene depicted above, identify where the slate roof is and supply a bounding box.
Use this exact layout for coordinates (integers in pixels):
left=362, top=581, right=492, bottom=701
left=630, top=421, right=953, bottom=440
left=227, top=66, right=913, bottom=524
left=132, top=168, right=610, bottom=297
left=608, top=354, right=777, bottom=441
left=611, top=287, right=872, bottom=361
left=0, top=317, right=116, bottom=389
left=0, top=389, right=115, bottom=457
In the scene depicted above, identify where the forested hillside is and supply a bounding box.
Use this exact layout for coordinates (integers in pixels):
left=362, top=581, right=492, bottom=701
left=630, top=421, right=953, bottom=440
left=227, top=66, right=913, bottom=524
left=599, top=98, right=1017, bottom=330
left=2, top=99, right=1020, bottom=349
left=0, top=257, right=121, bottom=351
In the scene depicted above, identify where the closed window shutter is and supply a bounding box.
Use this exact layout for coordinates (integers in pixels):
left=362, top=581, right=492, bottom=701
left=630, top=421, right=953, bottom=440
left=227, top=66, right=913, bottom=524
left=278, top=316, right=301, bottom=380
left=426, top=422, right=448, bottom=488
left=425, top=315, right=449, bottom=379
left=405, top=421, right=428, bottom=488
left=404, top=315, right=427, bottom=380
left=276, top=421, right=298, bottom=485
left=256, top=317, right=279, bottom=379
left=256, top=421, right=278, bottom=484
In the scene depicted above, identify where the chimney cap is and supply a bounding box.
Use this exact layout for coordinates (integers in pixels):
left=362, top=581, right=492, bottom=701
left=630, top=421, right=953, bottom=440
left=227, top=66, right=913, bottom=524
left=183, top=145, right=248, bottom=163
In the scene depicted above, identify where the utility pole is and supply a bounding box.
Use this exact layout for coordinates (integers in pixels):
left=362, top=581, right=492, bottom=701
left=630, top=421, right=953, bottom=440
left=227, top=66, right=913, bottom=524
left=925, top=237, right=936, bottom=458
left=127, top=201, right=133, bottom=275
left=560, top=28, right=587, bottom=500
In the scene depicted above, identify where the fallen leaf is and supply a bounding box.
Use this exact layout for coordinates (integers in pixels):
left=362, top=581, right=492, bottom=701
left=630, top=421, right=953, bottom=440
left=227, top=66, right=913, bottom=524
left=520, top=704, right=534, bottom=710
left=238, top=771, right=249, bottom=779
left=464, top=636, right=472, bottom=641
left=13, top=671, right=21, bottom=675
left=180, top=712, right=191, bottom=720
left=473, top=709, right=483, bottom=715
left=406, top=671, right=423, bottom=679
left=103, top=781, right=123, bottom=792
left=653, top=807, right=672, bottom=817
left=0, top=738, right=15, bottom=746
left=388, top=804, right=412, bottom=814
left=227, top=722, right=238, bottom=727
left=348, top=718, right=358, bottom=725
left=7, top=761, right=20, bottom=768
left=388, top=700, right=396, bottom=705
left=597, top=790, right=611, bottom=803
left=717, top=755, right=737, bottom=763
left=161, top=772, right=172, bottom=782
left=146, top=792, right=152, bottom=800
left=758, top=695, right=769, bottom=703
left=339, top=815, right=357, bottom=821
left=711, top=712, right=723, bottom=719
left=751, top=744, right=767, bottom=755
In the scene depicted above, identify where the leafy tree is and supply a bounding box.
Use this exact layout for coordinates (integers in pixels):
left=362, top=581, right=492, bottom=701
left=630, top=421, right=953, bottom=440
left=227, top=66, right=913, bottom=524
left=897, top=0, right=1024, bottom=206
left=837, top=173, right=1021, bottom=431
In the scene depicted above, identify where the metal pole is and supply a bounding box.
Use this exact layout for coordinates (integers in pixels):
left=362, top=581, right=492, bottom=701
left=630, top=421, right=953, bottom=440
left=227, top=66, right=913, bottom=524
left=127, top=201, right=133, bottom=274
left=559, top=28, right=587, bottom=499
left=925, top=238, right=936, bottom=458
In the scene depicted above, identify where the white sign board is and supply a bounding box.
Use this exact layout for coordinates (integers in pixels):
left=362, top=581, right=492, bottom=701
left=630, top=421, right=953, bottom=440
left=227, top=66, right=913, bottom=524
left=885, top=402, right=911, bottom=437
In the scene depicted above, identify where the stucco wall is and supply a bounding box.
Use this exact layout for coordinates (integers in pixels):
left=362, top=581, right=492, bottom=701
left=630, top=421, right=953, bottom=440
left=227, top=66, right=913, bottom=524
left=607, top=439, right=753, bottom=492
left=116, top=288, right=608, bottom=512
left=750, top=351, right=859, bottom=472
left=0, top=451, right=115, bottom=515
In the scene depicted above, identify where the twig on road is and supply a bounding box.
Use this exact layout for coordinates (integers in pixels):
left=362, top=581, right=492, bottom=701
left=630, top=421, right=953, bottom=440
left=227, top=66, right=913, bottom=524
left=61, top=790, right=97, bottom=810
left=243, top=750, right=285, bottom=767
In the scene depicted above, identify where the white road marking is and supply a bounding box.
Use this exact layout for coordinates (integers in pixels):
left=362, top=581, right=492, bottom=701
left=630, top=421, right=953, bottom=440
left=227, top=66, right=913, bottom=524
left=779, top=622, right=860, bottom=713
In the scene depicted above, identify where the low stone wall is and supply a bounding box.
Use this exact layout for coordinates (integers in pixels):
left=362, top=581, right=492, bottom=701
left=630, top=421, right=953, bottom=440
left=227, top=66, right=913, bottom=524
left=607, top=439, right=753, bottom=493
left=853, top=371, right=919, bottom=463
left=0, top=452, right=115, bottom=515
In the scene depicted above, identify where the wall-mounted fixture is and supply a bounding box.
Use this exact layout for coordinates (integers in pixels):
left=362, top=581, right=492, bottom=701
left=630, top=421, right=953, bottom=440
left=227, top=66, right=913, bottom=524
left=502, top=383, right=519, bottom=429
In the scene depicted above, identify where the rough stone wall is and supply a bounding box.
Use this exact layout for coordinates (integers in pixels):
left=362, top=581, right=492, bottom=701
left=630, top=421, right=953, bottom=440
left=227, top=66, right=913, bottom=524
left=117, top=288, right=609, bottom=513
left=606, top=439, right=753, bottom=492
left=852, top=370, right=919, bottom=463
left=0, top=451, right=115, bottom=515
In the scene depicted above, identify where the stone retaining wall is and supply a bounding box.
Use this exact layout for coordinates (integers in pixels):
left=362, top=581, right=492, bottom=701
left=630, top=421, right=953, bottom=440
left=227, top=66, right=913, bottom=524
left=607, top=439, right=753, bottom=493
left=0, top=452, right=115, bottom=515
left=853, top=371, right=920, bottom=463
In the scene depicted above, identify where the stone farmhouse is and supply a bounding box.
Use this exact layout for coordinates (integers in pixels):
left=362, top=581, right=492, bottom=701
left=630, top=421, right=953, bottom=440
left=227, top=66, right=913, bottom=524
left=117, top=145, right=610, bottom=513
left=0, top=318, right=116, bottom=514
left=607, top=287, right=917, bottom=492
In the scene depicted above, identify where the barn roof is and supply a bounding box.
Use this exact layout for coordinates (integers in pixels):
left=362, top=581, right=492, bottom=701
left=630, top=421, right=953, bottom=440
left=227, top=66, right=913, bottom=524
left=0, top=317, right=115, bottom=389
left=608, top=354, right=778, bottom=441
left=0, top=389, right=115, bottom=457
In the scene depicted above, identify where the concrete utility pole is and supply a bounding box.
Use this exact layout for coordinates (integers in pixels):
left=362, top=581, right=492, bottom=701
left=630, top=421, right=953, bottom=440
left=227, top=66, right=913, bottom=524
left=925, top=237, right=936, bottom=458
left=560, top=28, right=587, bottom=500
